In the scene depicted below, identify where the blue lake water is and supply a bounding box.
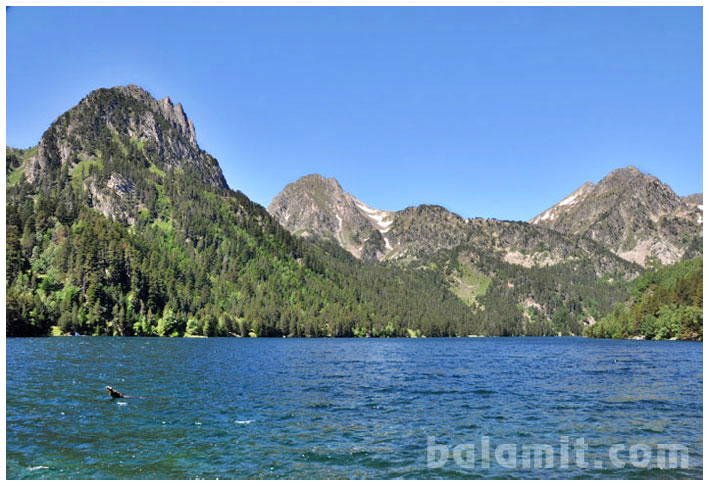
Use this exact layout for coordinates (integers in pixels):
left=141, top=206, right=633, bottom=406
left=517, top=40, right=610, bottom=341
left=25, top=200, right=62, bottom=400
left=6, top=337, right=702, bottom=479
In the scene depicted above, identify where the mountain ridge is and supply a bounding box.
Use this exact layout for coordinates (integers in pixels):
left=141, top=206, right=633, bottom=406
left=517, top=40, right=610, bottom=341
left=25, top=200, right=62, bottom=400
left=270, top=166, right=702, bottom=269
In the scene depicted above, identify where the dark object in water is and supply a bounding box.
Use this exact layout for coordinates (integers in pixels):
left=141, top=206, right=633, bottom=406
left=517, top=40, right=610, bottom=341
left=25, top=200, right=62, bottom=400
left=106, top=386, right=125, bottom=399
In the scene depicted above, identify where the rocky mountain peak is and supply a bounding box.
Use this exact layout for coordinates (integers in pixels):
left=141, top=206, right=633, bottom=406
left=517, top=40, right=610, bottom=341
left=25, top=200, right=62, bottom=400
left=297, top=173, right=343, bottom=191
left=607, top=164, right=642, bottom=177
left=116, top=83, right=150, bottom=99
left=23, top=84, right=224, bottom=189
left=602, top=165, right=676, bottom=197
left=15, top=85, right=227, bottom=226
left=268, top=174, right=395, bottom=259
left=530, top=166, right=702, bottom=266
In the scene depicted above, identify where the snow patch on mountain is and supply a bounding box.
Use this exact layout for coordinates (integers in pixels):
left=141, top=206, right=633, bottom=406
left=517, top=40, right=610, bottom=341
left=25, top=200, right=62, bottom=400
left=355, top=201, right=394, bottom=233
left=530, top=183, right=594, bottom=225
left=558, top=194, right=578, bottom=206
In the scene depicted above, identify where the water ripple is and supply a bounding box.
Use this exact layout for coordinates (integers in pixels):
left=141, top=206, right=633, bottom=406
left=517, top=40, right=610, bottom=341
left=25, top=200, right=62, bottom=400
left=6, top=336, right=702, bottom=479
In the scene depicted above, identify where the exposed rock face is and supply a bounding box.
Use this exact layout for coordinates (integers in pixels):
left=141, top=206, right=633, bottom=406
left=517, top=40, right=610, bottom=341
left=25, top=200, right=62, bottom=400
left=530, top=166, right=702, bottom=266
left=85, top=177, right=136, bottom=225
left=267, top=174, right=394, bottom=259
left=24, top=84, right=226, bottom=190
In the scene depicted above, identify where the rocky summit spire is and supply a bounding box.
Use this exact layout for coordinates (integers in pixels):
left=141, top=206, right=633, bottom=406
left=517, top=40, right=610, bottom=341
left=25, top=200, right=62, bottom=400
left=158, top=96, right=197, bottom=147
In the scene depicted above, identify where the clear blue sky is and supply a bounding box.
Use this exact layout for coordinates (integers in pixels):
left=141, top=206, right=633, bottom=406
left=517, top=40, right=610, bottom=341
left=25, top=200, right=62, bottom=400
left=6, top=7, right=703, bottom=221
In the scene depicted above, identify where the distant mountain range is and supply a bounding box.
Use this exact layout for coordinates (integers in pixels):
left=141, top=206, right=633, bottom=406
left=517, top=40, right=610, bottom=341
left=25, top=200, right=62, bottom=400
left=269, top=169, right=702, bottom=267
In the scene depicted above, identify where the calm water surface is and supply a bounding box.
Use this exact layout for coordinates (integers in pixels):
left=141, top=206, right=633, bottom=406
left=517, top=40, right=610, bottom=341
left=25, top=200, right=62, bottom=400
left=6, top=337, right=702, bottom=479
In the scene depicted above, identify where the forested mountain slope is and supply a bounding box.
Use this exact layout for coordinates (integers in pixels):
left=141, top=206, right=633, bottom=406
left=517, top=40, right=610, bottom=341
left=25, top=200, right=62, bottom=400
left=584, top=258, right=702, bottom=340
left=6, top=86, right=479, bottom=338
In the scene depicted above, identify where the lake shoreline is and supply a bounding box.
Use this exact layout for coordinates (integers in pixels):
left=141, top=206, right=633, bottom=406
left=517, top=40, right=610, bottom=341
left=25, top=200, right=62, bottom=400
left=17, top=334, right=703, bottom=342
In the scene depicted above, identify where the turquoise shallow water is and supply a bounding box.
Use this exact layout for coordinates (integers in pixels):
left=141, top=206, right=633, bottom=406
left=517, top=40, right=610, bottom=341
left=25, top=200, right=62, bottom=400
left=6, top=336, right=702, bottom=479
